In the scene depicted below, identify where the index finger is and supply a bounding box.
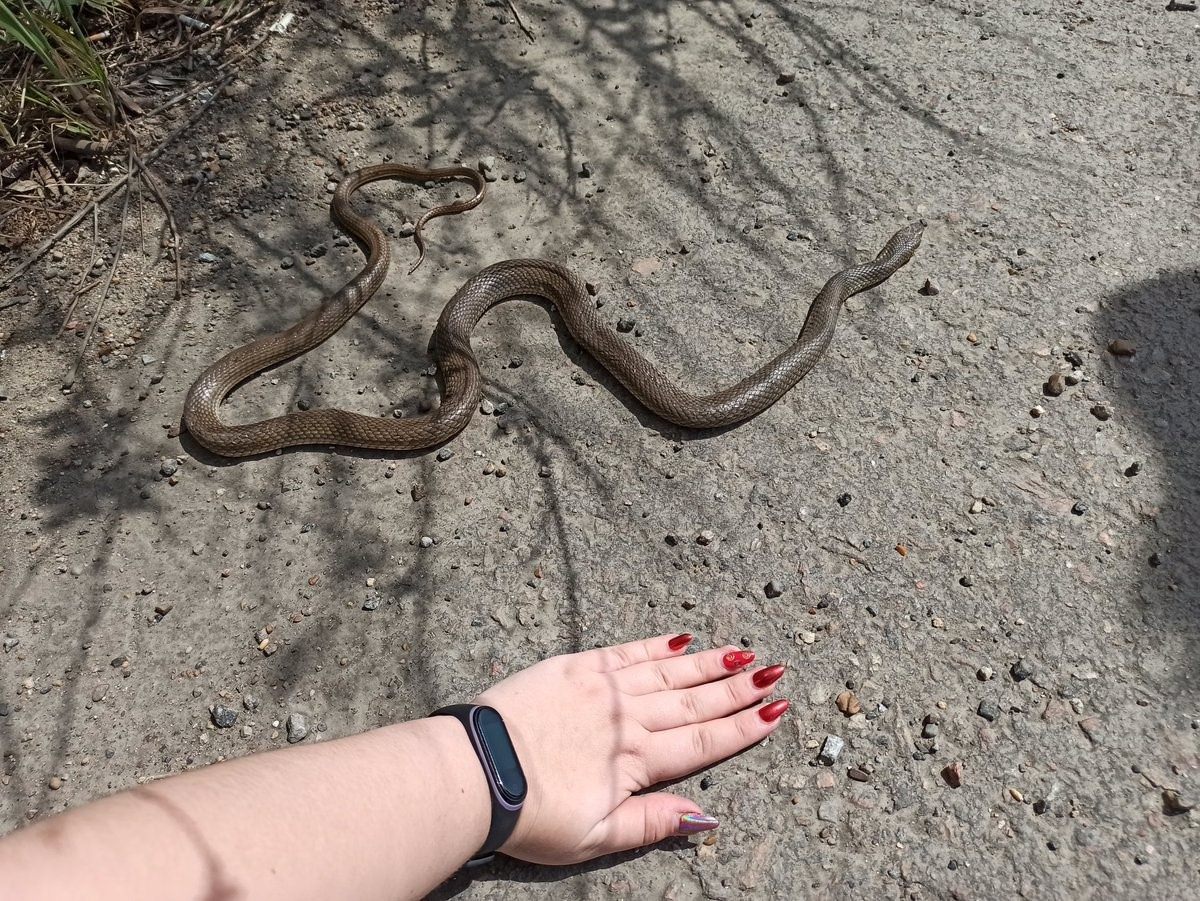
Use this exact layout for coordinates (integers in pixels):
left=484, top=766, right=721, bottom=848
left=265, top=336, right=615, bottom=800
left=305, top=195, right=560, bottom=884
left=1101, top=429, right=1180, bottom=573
left=582, top=632, right=694, bottom=672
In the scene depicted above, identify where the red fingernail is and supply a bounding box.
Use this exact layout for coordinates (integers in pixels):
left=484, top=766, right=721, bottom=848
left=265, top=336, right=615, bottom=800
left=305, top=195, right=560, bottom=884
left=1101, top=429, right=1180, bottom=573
left=722, top=650, right=755, bottom=671
left=752, top=664, right=786, bottom=689
left=758, top=699, right=790, bottom=723
left=668, top=633, right=693, bottom=652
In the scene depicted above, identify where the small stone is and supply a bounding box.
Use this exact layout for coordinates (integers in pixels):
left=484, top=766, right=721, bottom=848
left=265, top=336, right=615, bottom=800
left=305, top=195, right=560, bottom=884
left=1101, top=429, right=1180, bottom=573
left=1030, top=405, right=1045, bottom=418
left=918, top=277, right=940, bottom=296
left=977, top=700, right=1000, bottom=721
left=280, top=257, right=294, bottom=270
left=959, top=575, right=974, bottom=587
left=579, top=161, right=593, bottom=178
left=1162, top=789, right=1195, bottom=815
left=1125, top=461, right=1142, bottom=477
left=696, top=529, right=715, bottom=546
left=835, top=691, right=862, bottom=717
left=1090, top=404, right=1112, bottom=421
left=817, top=799, right=842, bottom=822
left=616, top=316, right=636, bottom=333
left=91, top=684, right=108, bottom=703
left=817, top=735, right=845, bottom=766
left=776, top=71, right=797, bottom=85
left=1011, top=658, right=1035, bottom=682
left=764, top=580, right=785, bottom=599
left=700, top=775, right=713, bottom=790
left=211, top=705, right=237, bottom=728
left=419, top=536, right=434, bottom=548
left=941, top=761, right=964, bottom=788
left=1107, top=339, right=1136, bottom=357
left=836, top=492, right=852, bottom=507
left=435, top=448, right=455, bottom=462
left=198, top=252, right=217, bottom=264
left=513, top=169, right=527, bottom=183
left=48, top=776, right=62, bottom=791
left=1149, top=552, right=1164, bottom=567
left=538, top=465, right=552, bottom=478
left=363, top=595, right=381, bottom=611
left=286, top=713, right=309, bottom=743
left=1071, top=501, right=1088, bottom=516
left=799, top=631, right=817, bottom=645
left=1043, top=373, right=1066, bottom=396
left=847, top=767, right=871, bottom=783
left=243, top=694, right=259, bottom=711
left=977, top=666, right=994, bottom=681
left=480, top=399, right=495, bottom=415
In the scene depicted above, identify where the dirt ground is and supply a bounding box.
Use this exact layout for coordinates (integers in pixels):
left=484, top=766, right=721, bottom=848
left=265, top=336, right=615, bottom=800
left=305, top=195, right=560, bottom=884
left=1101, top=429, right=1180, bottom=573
left=2, top=1, right=1198, bottom=898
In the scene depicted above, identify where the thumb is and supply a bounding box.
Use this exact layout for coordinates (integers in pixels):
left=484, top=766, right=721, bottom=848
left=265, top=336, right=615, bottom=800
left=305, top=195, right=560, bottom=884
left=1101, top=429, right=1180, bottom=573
left=595, top=793, right=719, bottom=855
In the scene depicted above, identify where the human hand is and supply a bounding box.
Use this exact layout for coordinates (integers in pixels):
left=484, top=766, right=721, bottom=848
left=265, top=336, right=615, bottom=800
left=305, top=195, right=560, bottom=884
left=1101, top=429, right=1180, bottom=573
left=475, top=633, right=789, bottom=865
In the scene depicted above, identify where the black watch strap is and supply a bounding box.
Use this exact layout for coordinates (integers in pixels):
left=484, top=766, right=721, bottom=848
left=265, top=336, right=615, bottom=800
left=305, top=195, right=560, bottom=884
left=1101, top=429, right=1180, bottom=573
left=431, top=704, right=527, bottom=864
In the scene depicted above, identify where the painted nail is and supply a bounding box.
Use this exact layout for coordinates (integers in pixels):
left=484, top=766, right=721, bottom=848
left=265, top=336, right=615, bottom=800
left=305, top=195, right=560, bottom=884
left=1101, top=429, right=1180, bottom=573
left=668, top=633, right=693, bottom=652
left=752, top=664, right=786, bottom=689
left=722, top=650, right=756, bottom=671
left=677, top=812, right=720, bottom=835
left=758, top=699, right=790, bottom=723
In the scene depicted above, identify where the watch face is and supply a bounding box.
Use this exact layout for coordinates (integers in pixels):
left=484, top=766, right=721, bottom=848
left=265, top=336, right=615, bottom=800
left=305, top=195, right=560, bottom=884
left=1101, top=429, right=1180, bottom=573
left=475, top=707, right=527, bottom=805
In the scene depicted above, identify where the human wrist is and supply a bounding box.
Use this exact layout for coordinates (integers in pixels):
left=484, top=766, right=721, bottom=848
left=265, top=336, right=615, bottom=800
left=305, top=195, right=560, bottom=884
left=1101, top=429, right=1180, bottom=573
left=401, top=716, right=493, bottom=859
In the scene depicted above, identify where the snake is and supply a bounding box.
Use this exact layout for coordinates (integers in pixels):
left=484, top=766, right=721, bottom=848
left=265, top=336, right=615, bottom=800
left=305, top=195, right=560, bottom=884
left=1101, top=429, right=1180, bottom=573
left=182, top=163, right=924, bottom=456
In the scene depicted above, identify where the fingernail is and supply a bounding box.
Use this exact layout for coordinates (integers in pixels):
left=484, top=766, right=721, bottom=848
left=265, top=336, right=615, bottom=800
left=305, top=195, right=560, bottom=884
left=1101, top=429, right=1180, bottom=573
left=668, top=633, right=693, bottom=652
left=722, top=650, right=755, bottom=671
left=752, top=664, right=786, bottom=689
left=677, top=812, right=719, bottom=835
left=758, top=699, right=790, bottom=723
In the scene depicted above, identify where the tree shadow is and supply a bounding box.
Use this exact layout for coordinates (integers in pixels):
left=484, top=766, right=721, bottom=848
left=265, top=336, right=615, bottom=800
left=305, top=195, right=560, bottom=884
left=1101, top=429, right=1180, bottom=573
left=1094, top=267, right=1200, bottom=680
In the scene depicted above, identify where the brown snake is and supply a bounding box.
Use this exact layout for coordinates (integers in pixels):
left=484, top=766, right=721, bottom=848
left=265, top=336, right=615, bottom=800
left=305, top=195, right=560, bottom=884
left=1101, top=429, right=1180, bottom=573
left=182, top=163, right=924, bottom=456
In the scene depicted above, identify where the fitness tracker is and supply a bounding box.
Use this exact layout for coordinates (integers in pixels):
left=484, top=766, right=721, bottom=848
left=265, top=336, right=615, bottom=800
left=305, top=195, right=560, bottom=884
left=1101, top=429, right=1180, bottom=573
left=431, top=704, right=527, bottom=865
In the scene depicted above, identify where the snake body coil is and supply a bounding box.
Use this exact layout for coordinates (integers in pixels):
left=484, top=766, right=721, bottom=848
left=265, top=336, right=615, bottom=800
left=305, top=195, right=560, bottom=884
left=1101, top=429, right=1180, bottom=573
left=182, top=164, right=924, bottom=456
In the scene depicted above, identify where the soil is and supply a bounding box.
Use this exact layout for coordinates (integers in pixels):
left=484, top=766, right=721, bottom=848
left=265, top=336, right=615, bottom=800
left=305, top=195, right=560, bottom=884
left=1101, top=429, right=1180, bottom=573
left=2, top=2, right=1198, bottom=898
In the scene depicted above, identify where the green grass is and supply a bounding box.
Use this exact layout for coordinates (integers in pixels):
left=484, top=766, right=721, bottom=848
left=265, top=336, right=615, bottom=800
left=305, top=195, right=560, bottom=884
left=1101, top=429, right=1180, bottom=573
left=1, top=0, right=126, bottom=158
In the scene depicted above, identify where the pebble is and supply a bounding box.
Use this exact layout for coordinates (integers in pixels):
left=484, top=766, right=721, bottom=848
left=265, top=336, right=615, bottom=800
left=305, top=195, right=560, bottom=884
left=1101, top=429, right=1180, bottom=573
left=1162, top=789, right=1195, bottom=815
left=211, top=705, right=237, bottom=728
left=480, top=399, right=495, bottom=415
left=1125, top=461, right=1142, bottom=477
left=48, top=776, right=62, bottom=791
left=836, top=492, right=852, bottom=507
left=1071, top=501, right=1088, bottom=516
left=419, top=536, right=434, bottom=548
left=1090, top=404, right=1112, bottom=421
left=280, top=257, right=294, bottom=270
left=959, top=575, right=975, bottom=587
left=941, top=761, right=964, bottom=788
left=817, top=799, right=842, bottom=822
left=436, top=449, right=455, bottom=462
left=1011, top=658, right=1035, bottom=682
left=764, top=580, right=785, bottom=599
left=616, top=316, right=636, bottom=333
left=847, top=767, right=871, bottom=783
left=1043, top=372, right=1066, bottom=396
left=835, top=691, right=862, bottom=717
left=918, top=277, right=940, bottom=296
left=513, top=169, right=527, bottom=183
left=977, top=666, right=994, bottom=681
left=977, top=699, right=1000, bottom=721
left=817, top=735, right=845, bottom=766
left=363, top=595, right=381, bottom=611
left=197, top=252, right=217, bottom=264
left=91, top=684, right=108, bottom=703
left=243, top=694, right=259, bottom=711
left=1030, top=405, right=1044, bottom=418
left=776, top=71, right=797, bottom=85
left=286, top=713, right=309, bottom=743
left=1107, top=339, right=1136, bottom=357
left=696, top=529, right=715, bottom=545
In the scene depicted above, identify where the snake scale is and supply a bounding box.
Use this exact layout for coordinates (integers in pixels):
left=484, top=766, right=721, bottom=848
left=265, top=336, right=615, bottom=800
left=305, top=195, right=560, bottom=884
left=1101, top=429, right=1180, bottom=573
left=182, top=163, right=924, bottom=456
